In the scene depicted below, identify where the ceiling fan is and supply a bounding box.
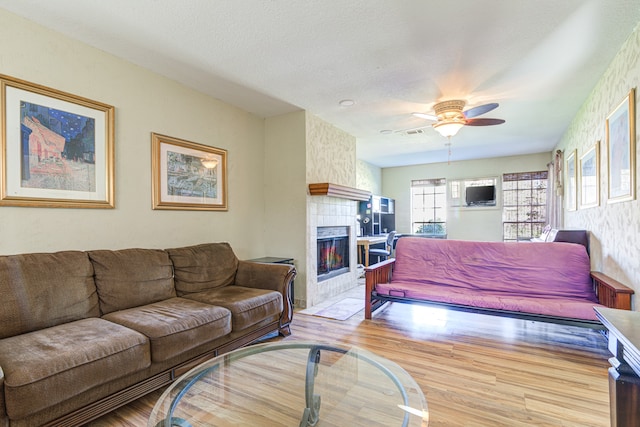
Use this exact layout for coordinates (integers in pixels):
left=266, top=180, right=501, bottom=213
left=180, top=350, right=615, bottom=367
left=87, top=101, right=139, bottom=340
left=410, top=99, right=505, bottom=138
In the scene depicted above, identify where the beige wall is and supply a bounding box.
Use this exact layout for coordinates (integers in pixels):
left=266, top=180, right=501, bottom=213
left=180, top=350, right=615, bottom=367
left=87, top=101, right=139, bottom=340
left=356, top=159, right=381, bottom=195
left=555, top=22, right=640, bottom=299
left=0, top=9, right=270, bottom=258
left=305, top=114, right=357, bottom=185
left=264, top=111, right=308, bottom=301
left=381, top=153, right=550, bottom=241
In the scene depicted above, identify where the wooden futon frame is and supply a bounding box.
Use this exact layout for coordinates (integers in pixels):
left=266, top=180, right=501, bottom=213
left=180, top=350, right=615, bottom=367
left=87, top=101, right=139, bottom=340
left=365, top=259, right=634, bottom=330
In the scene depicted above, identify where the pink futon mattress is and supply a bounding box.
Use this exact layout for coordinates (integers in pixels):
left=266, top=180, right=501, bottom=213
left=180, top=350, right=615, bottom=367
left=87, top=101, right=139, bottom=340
left=375, top=237, right=601, bottom=320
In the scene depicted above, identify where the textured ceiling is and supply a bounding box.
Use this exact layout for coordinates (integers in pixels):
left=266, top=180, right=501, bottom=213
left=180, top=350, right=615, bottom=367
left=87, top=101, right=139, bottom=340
left=1, top=1, right=639, bottom=167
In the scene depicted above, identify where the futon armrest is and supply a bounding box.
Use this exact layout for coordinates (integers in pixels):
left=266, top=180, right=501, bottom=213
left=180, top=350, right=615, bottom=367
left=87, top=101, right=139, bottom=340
left=364, top=259, right=395, bottom=319
left=591, top=271, right=634, bottom=310
left=365, top=259, right=395, bottom=292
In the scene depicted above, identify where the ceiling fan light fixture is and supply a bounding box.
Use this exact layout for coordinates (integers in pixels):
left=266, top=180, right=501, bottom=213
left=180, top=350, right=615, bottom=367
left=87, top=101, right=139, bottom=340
left=433, top=99, right=466, bottom=116
left=432, top=120, right=465, bottom=137
left=408, top=99, right=503, bottom=138
left=431, top=99, right=467, bottom=137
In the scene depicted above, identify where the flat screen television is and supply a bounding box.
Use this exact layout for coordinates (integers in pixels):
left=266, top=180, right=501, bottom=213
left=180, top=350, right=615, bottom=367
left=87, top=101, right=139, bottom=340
left=465, top=185, right=496, bottom=206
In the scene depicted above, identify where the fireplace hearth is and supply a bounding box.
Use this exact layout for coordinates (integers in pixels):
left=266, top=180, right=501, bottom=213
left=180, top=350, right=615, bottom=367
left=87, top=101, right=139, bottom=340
left=317, top=226, right=350, bottom=282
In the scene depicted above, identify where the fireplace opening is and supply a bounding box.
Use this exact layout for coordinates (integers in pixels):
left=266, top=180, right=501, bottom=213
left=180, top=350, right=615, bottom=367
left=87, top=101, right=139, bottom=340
left=317, top=226, right=350, bottom=282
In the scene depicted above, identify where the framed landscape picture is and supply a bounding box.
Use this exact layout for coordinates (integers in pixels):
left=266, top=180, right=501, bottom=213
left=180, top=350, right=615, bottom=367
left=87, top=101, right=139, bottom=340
left=606, top=88, right=636, bottom=203
left=151, top=133, right=227, bottom=211
left=565, top=149, right=577, bottom=211
left=0, top=74, right=115, bottom=208
left=579, top=141, right=600, bottom=209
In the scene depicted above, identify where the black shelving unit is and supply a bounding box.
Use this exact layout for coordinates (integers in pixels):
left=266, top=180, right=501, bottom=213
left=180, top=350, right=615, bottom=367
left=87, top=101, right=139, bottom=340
left=358, top=195, right=395, bottom=236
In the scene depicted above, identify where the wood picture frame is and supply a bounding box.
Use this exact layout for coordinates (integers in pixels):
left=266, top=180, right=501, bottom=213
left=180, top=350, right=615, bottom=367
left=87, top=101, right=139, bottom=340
left=0, top=74, right=114, bottom=208
left=565, top=149, right=577, bottom=211
left=606, top=88, right=636, bottom=203
left=579, top=141, right=600, bottom=209
left=151, top=133, right=227, bottom=211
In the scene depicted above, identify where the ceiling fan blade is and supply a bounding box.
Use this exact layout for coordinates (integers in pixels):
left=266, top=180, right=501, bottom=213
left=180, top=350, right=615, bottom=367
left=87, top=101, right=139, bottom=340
left=412, top=112, right=437, bottom=121
left=463, top=103, right=499, bottom=119
left=465, top=118, right=505, bottom=126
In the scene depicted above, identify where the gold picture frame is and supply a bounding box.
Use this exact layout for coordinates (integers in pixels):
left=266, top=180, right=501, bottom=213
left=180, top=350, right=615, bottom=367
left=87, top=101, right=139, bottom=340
left=565, top=149, right=577, bottom=211
left=151, top=133, right=227, bottom=211
left=579, top=141, right=600, bottom=209
left=606, top=88, right=636, bottom=203
left=0, top=74, right=114, bottom=208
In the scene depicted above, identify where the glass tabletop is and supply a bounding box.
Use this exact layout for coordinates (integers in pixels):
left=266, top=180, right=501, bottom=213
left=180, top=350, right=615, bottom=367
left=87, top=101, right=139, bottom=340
left=148, top=341, right=428, bottom=427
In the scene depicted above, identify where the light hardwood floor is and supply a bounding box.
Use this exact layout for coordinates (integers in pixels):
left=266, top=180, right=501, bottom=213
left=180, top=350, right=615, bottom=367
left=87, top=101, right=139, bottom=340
left=88, top=302, right=612, bottom=427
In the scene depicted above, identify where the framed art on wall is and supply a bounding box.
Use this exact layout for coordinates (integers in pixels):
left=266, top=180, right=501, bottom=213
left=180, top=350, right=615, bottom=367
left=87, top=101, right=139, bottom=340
left=606, top=88, right=636, bottom=203
left=151, top=133, right=227, bottom=211
left=0, top=74, right=115, bottom=208
left=579, top=141, right=600, bottom=209
left=565, top=149, right=577, bottom=211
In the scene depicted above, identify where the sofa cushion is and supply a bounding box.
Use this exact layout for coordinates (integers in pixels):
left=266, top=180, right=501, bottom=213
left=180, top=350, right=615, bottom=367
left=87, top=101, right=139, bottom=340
left=0, top=251, right=99, bottom=339
left=183, top=286, right=283, bottom=331
left=102, top=297, right=232, bottom=362
left=0, top=317, right=150, bottom=420
left=166, top=242, right=239, bottom=295
left=89, top=248, right=176, bottom=314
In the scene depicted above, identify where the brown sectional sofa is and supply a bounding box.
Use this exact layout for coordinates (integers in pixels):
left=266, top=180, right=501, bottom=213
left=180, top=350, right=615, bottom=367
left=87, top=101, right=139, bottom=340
left=0, top=242, right=296, bottom=427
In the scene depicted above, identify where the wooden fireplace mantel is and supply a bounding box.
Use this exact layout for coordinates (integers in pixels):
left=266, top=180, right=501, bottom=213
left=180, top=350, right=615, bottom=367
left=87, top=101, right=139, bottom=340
left=308, top=183, right=371, bottom=201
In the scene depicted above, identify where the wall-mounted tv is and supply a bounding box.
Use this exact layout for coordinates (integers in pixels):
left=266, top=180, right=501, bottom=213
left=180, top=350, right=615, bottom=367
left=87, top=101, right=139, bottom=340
left=465, top=185, right=496, bottom=206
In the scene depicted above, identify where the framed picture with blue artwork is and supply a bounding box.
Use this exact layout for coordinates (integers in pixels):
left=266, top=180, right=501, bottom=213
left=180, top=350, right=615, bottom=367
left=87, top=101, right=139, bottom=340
left=579, top=141, right=600, bottom=209
left=565, top=149, right=577, bottom=211
left=0, top=74, right=115, bottom=208
left=606, top=88, right=636, bottom=203
left=151, top=133, right=228, bottom=211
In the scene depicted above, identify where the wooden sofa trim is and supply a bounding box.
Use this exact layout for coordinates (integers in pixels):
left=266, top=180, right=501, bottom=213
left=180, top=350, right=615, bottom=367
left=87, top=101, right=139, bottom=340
left=278, top=267, right=298, bottom=334
left=364, top=259, right=634, bottom=329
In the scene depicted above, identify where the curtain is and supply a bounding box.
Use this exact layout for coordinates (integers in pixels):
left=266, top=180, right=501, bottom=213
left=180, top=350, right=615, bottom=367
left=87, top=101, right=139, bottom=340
left=547, top=150, right=563, bottom=228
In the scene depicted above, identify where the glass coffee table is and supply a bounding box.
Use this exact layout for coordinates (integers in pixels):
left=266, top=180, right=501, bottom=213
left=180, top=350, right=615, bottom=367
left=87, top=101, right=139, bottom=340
left=149, top=341, right=428, bottom=427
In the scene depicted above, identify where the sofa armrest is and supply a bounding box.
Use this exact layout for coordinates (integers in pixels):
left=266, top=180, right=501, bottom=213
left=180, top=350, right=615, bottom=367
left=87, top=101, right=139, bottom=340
left=235, top=261, right=296, bottom=292
left=235, top=261, right=297, bottom=330
left=591, top=271, right=634, bottom=310
left=364, top=259, right=395, bottom=319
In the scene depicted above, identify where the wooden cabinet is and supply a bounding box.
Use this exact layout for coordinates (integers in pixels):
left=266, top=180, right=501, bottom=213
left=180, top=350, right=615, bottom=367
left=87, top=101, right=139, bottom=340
left=358, top=195, right=395, bottom=236
left=594, top=307, right=640, bottom=427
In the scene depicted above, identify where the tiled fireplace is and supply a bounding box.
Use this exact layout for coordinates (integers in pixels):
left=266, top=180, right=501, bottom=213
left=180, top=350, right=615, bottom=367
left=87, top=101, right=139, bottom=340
left=317, top=226, right=350, bottom=282
left=304, top=196, right=359, bottom=308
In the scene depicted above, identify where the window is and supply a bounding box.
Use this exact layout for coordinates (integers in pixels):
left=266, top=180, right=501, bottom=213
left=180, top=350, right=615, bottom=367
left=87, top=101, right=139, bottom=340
left=411, top=178, right=446, bottom=236
left=449, top=177, right=498, bottom=208
left=502, top=171, right=548, bottom=242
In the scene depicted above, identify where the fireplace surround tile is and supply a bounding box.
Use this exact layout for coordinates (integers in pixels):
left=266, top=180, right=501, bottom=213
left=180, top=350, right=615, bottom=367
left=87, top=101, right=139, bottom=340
left=303, top=195, right=359, bottom=309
